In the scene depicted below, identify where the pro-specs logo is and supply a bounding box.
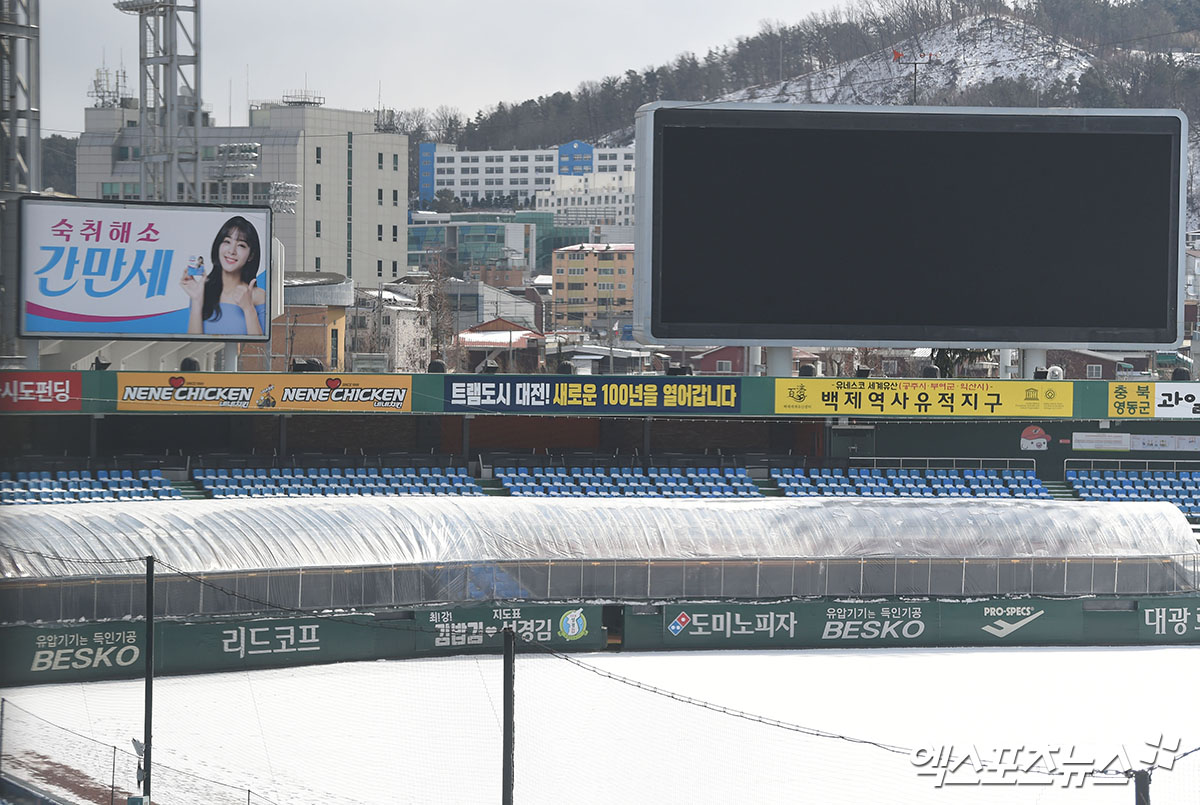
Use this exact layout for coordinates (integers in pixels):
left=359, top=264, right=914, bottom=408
left=981, top=609, right=1045, bottom=638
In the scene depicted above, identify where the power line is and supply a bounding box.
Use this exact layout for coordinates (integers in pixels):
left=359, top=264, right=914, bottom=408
left=0, top=542, right=144, bottom=567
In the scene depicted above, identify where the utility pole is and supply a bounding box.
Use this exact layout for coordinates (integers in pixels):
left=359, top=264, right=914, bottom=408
left=893, top=49, right=934, bottom=105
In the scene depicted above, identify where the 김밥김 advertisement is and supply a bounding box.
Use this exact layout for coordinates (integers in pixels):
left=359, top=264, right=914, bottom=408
left=20, top=198, right=272, bottom=341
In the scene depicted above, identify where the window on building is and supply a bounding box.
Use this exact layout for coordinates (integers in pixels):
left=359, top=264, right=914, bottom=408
left=555, top=282, right=564, bottom=289
left=716, top=360, right=732, bottom=373
left=882, top=359, right=898, bottom=376
left=378, top=224, right=383, bottom=242
left=392, top=260, right=398, bottom=277
left=377, top=260, right=383, bottom=277
left=378, top=152, right=384, bottom=169
left=377, top=188, right=383, bottom=206
left=315, top=257, right=321, bottom=271
left=315, top=183, right=322, bottom=201
left=1086, top=364, right=1103, bottom=379
left=315, top=220, right=322, bottom=238
left=392, top=225, right=398, bottom=243
left=330, top=329, right=339, bottom=368
left=316, top=146, right=322, bottom=164
left=393, top=153, right=399, bottom=171
left=568, top=282, right=586, bottom=291
left=393, top=189, right=399, bottom=207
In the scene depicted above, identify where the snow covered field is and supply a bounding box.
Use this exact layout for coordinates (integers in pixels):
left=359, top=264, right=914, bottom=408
left=3, top=645, right=1198, bottom=804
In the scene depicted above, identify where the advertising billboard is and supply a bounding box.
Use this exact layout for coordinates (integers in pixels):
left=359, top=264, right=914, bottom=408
left=20, top=198, right=272, bottom=341
left=634, top=103, right=1187, bottom=349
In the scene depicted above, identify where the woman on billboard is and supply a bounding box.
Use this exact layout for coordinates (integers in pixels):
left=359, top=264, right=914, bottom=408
left=180, top=215, right=267, bottom=335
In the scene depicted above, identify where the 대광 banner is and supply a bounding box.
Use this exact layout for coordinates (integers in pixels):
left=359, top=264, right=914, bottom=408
left=20, top=198, right=272, bottom=341
left=116, top=373, right=412, bottom=412
left=0, top=371, right=82, bottom=412
left=1107, top=381, right=1155, bottom=418
left=443, top=376, right=741, bottom=414
left=774, top=378, right=1073, bottom=417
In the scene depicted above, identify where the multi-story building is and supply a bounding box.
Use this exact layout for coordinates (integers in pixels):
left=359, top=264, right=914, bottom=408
left=346, top=287, right=431, bottom=373
left=407, top=213, right=534, bottom=276
left=76, top=94, right=408, bottom=289
left=417, top=140, right=634, bottom=205
left=550, top=243, right=634, bottom=332
left=534, top=171, right=636, bottom=231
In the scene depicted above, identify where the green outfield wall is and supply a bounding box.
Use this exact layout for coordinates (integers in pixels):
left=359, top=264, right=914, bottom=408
left=2, top=597, right=1197, bottom=687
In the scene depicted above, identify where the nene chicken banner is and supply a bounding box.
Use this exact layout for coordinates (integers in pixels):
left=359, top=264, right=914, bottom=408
left=1108, top=382, right=1200, bottom=419
left=116, top=373, right=412, bottom=412
left=775, top=378, right=1073, bottom=417
left=19, top=198, right=272, bottom=341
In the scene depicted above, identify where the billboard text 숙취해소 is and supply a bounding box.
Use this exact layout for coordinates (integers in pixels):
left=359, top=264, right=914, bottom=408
left=19, top=198, right=272, bottom=341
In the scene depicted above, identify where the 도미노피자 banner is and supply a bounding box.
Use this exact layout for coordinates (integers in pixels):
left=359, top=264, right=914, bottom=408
left=20, top=198, right=272, bottom=341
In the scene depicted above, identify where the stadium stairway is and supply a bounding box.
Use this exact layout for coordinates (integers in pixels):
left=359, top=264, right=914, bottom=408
left=755, top=479, right=785, bottom=497
left=174, top=478, right=209, bottom=500
left=479, top=478, right=508, bottom=496
left=1042, top=480, right=1078, bottom=501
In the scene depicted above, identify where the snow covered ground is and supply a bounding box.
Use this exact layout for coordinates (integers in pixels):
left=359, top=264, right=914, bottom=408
left=3, top=645, right=1198, bottom=804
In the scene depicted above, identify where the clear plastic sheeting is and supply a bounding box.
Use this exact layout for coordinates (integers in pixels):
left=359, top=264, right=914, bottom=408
left=1, top=497, right=1196, bottom=580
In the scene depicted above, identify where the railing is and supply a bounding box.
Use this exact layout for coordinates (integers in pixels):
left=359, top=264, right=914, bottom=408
left=1065, top=458, right=1200, bottom=475
left=849, top=456, right=1039, bottom=473
left=2, top=554, right=1196, bottom=624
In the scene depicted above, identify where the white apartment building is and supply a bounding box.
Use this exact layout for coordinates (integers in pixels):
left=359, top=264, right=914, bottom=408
left=534, top=171, right=636, bottom=229
left=76, top=96, right=408, bottom=289
left=418, top=139, right=634, bottom=204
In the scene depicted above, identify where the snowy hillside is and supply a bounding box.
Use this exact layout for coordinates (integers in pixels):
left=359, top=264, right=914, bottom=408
left=714, top=15, right=1198, bottom=230
left=724, top=16, right=1093, bottom=106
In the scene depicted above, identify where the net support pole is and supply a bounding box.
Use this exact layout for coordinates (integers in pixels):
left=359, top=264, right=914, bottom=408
left=502, top=626, right=515, bottom=805
left=1133, top=769, right=1150, bottom=804
left=144, top=555, right=154, bottom=802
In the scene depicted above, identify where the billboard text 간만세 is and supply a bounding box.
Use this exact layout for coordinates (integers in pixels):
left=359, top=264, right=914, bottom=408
left=20, top=198, right=272, bottom=341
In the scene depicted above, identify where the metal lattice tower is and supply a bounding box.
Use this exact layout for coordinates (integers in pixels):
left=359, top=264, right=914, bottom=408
left=0, top=0, right=40, bottom=194
left=115, top=0, right=200, bottom=202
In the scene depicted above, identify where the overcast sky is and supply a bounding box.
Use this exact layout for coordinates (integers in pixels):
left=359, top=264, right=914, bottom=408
left=40, top=0, right=840, bottom=138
